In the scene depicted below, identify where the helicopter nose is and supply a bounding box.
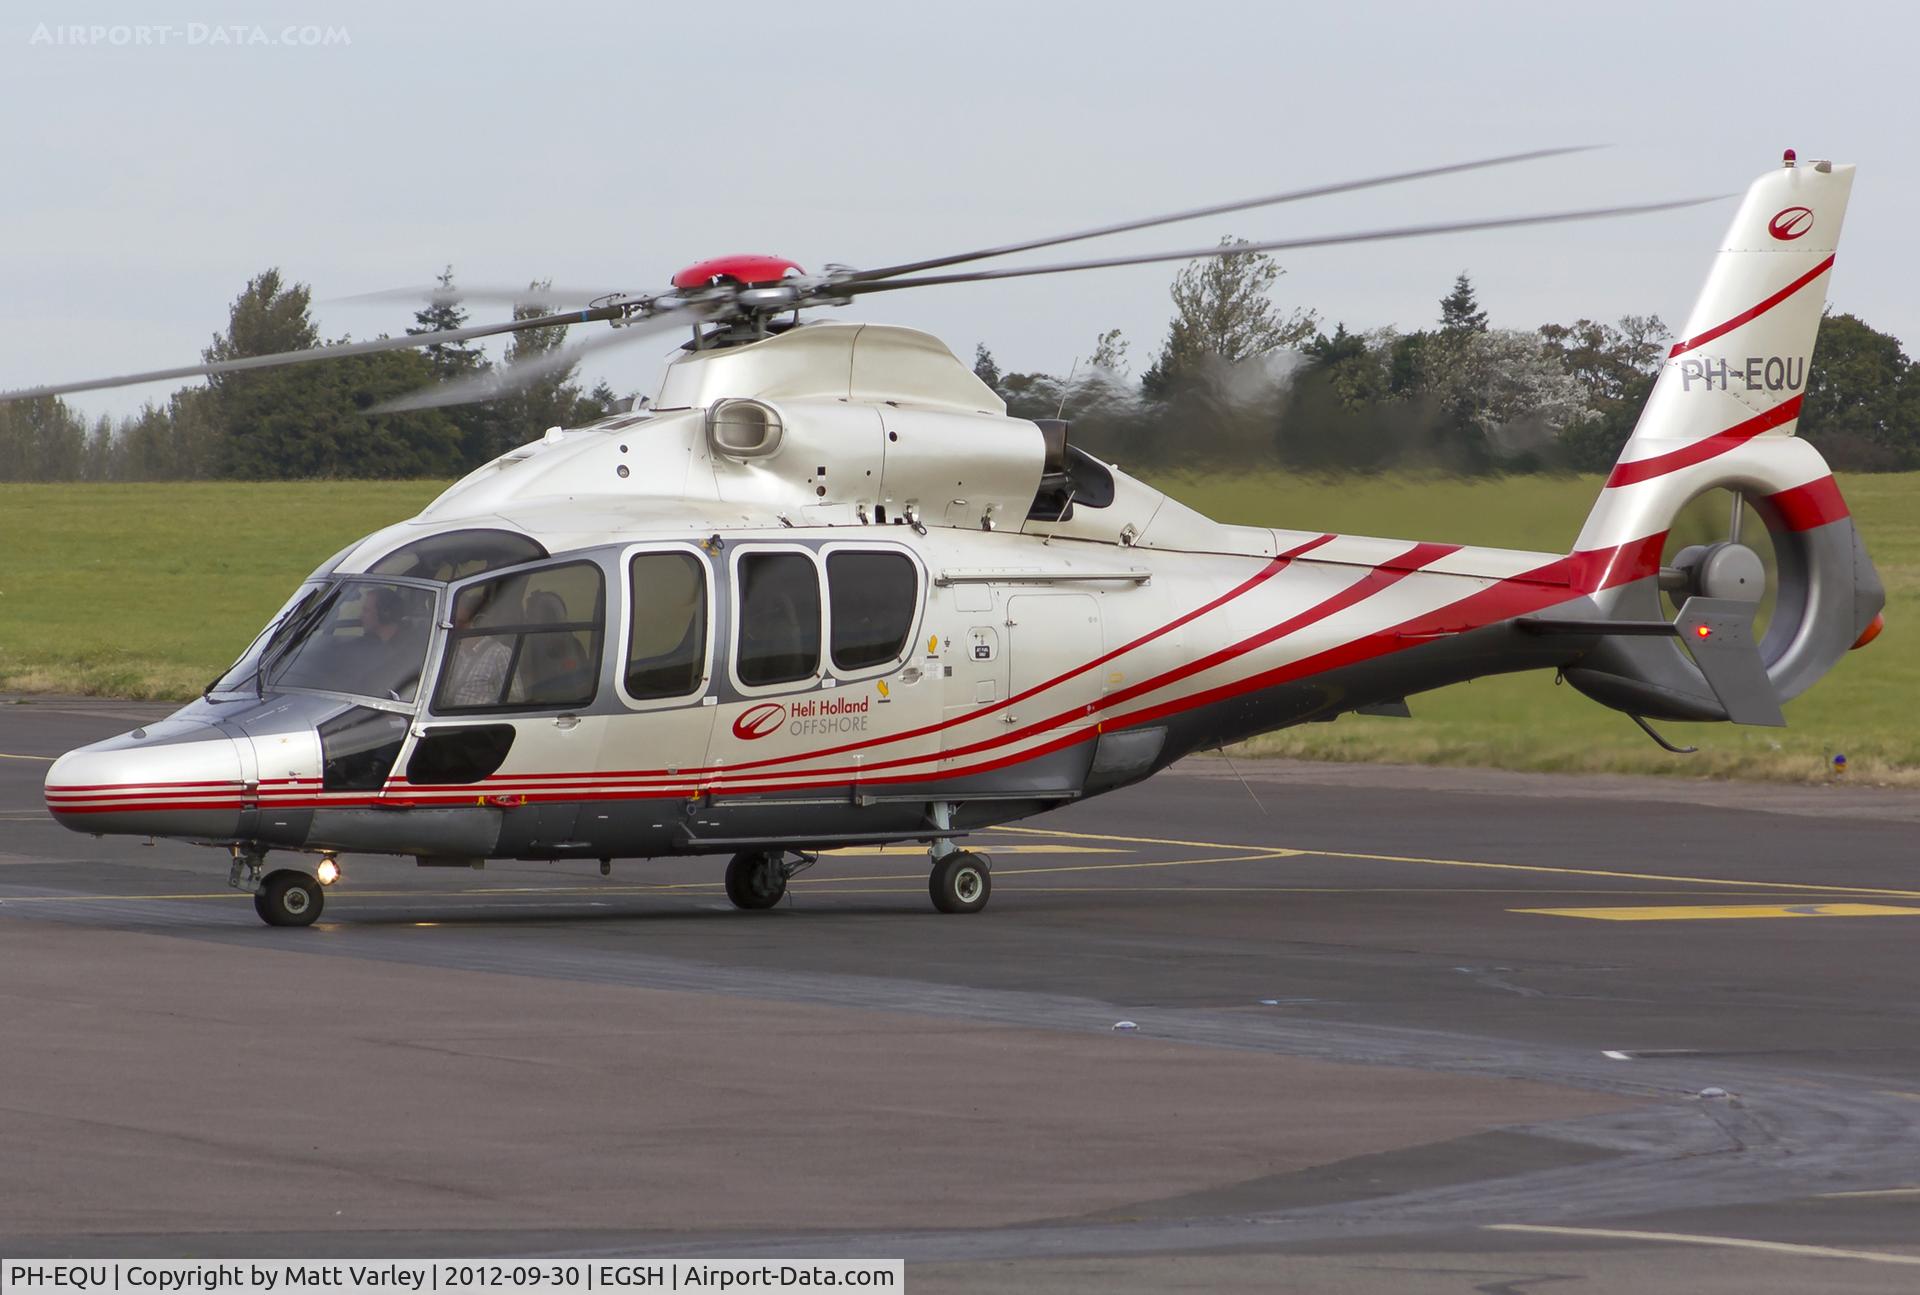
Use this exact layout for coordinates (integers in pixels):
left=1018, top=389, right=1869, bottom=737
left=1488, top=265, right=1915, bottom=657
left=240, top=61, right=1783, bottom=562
left=44, top=719, right=248, bottom=841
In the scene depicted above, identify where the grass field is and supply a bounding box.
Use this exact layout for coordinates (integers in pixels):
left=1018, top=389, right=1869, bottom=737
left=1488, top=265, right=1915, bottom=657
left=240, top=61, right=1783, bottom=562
left=0, top=482, right=447, bottom=700
left=2, top=473, right=1913, bottom=784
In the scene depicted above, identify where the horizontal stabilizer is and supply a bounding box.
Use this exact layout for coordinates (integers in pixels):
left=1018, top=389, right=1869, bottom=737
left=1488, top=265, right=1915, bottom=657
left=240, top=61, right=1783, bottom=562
left=1673, top=597, right=1785, bottom=726
left=1519, top=595, right=1784, bottom=726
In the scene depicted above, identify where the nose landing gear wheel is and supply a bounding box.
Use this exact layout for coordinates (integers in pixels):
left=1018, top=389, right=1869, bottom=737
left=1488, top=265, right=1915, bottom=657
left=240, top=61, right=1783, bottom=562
left=725, top=851, right=787, bottom=910
left=254, top=869, right=324, bottom=927
left=930, top=852, right=991, bottom=914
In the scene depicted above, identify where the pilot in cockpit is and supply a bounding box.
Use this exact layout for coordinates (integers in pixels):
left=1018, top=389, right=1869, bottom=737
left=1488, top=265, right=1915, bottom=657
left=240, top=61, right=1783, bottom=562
left=357, top=585, right=431, bottom=700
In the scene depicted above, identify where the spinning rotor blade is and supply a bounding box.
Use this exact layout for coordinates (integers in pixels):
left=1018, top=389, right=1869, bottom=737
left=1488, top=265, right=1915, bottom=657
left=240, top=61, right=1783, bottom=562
left=0, top=305, right=628, bottom=404
left=332, top=283, right=627, bottom=312
left=835, top=195, right=1725, bottom=294
left=370, top=308, right=698, bottom=412
left=835, top=145, right=1599, bottom=285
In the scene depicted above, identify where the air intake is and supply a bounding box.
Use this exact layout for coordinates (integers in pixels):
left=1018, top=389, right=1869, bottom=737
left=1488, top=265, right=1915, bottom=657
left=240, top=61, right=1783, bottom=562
left=707, top=398, right=784, bottom=459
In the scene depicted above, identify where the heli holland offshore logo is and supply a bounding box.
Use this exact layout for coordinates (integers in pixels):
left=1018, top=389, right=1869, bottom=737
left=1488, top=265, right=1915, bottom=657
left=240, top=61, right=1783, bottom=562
left=1768, top=206, right=1814, bottom=241
left=732, top=702, right=787, bottom=740
left=731, top=695, right=874, bottom=741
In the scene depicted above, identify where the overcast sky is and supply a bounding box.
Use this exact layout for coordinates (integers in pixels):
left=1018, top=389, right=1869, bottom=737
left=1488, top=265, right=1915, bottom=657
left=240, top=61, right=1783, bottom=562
left=5, top=0, right=1913, bottom=424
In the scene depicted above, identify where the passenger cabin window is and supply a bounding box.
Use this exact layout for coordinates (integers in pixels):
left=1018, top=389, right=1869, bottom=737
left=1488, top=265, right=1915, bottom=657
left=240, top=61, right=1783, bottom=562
left=435, top=561, right=604, bottom=712
left=735, top=552, right=821, bottom=687
left=828, top=551, right=917, bottom=672
left=626, top=551, right=708, bottom=700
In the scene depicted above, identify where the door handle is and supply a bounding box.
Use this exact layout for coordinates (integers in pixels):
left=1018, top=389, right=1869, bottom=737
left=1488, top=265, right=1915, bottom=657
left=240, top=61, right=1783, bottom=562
left=553, top=714, right=581, bottom=731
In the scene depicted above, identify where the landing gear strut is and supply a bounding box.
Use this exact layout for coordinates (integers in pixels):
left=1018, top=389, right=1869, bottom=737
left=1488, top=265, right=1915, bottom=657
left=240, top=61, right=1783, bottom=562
left=925, top=802, right=990, bottom=914
left=724, top=850, right=816, bottom=910
left=229, top=846, right=327, bottom=928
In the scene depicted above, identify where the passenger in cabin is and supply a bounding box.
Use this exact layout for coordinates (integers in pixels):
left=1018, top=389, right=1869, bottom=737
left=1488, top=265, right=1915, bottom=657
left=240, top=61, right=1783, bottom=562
left=522, top=590, right=589, bottom=701
left=443, top=585, right=515, bottom=707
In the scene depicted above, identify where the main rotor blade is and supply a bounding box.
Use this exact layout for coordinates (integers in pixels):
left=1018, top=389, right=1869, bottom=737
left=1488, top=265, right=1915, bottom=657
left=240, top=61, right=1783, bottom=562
left=834, top=145, right=1600, bottom=285
left=837, top=195, right=1726, bottom=295
left=369, top=308, right=697, bottom=413
left=0, top=306, right=628, bottom=404
left=332, top=283, right=626, bottom=312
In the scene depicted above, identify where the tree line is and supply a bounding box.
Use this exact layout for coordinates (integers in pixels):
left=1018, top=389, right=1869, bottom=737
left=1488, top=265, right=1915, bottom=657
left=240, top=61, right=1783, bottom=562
left=0, top=269, right=623, bottom=482
left=980, top=240, right=1920, bottom=476
left=4, top=247, right=1917, bottom=481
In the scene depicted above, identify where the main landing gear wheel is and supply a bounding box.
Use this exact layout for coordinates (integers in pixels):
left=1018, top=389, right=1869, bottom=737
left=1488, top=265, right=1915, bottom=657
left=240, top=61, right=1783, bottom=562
left=254, top=868, right=323, bottom=928
left=930, top=852, right=991, bottom=914
left=725, top=851, right=787, bottom=910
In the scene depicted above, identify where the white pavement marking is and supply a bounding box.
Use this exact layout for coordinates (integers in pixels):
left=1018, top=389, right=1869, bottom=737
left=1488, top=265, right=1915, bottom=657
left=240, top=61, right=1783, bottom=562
left=1485, top=1224, right=1920, bottom=1266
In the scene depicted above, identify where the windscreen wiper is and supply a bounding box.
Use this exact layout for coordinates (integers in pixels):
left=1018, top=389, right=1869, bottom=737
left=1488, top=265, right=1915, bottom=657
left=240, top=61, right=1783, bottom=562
left=251, top=587, right=338, bottom=700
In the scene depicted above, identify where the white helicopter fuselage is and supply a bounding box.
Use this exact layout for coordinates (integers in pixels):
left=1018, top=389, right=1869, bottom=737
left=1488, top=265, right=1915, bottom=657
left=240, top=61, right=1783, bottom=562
left=43, top=324, right=1582, bottom=864
left=43, top=159, right=1887, bottom=919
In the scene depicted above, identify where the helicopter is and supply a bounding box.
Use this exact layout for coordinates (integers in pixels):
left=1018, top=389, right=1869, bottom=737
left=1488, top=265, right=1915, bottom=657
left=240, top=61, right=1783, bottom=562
left=22, top=148, right=1884, bottom=926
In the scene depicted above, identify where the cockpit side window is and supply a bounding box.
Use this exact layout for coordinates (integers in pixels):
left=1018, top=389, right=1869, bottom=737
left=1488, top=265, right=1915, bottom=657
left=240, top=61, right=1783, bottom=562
left=434, top=561, right=605, bottom=713
left=625, top=552, right=708, bottom=701
left=369, top=529, right=549, bottom=583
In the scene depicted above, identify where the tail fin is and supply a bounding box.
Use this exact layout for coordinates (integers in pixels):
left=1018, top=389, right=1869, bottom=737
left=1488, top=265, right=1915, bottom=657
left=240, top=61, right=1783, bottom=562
left=1564, top=155, right=1884, bottom=725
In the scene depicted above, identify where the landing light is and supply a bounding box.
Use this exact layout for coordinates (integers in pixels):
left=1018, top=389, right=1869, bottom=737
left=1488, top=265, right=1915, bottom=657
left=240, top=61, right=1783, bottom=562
left=316, top=857, right=340, bottom=886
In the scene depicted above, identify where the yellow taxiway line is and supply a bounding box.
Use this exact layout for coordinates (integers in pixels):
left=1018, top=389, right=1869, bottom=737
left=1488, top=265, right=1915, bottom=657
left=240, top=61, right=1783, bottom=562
left=821, top=844, right=1115, bottom=856
left=1819, top=1186, right=1920, bottom=1199
left=799, top=849, right=1300, bottom=886
left=2, top=824, right=1909, bottom=911
left=0, top=752, right=56, bottom=761
left=999, top=825, right=1275, bottom=851
left=1003, top=826, right=1920, bottom=901
left=1516, top=903, right=1920, bottom=922
left=1485, top=1224, right=1920, bottom=1267
left=10, top=885, right=1907, bottom=906
left=5, top=885, right=1896, bottom=906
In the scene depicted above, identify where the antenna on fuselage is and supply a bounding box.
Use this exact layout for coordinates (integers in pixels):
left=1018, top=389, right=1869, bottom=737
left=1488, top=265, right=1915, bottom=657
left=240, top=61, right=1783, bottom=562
left=1054, top=357, right=1079, bottom=421
left=1217, top=746, right=1269, bottom=816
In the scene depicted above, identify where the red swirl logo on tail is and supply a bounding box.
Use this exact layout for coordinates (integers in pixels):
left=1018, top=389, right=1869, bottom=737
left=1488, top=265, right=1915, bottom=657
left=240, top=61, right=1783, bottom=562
left=731, top=702, right=787, bottom=740
left=1768, top=206, right=1814, bottom=241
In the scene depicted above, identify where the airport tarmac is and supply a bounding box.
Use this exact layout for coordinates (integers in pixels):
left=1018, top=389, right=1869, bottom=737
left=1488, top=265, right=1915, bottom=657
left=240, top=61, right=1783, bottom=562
left=4, top=694, right=1920, bottom=1292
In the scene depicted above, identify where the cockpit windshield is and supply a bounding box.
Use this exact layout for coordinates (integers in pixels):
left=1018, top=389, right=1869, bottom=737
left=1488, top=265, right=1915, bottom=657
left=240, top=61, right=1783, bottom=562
left=206, top=580, right=329, bottom=698
left=204, top=533, right=541, bottom=704
left=259, top=579, right=438, bottom=703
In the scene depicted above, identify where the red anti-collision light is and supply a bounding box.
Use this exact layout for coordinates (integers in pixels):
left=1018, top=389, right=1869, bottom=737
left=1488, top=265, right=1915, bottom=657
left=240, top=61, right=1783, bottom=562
left=671, top=255, right=804, bottom=290
left=1694, top=625, right=1713, bottom=639
left=1851, top=612, right=1885, bottom=650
